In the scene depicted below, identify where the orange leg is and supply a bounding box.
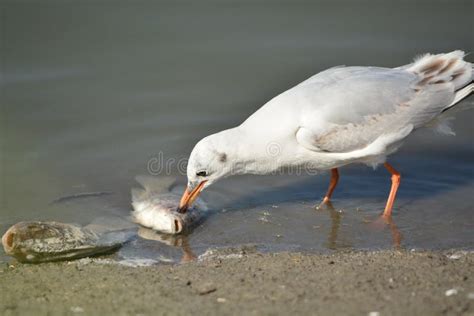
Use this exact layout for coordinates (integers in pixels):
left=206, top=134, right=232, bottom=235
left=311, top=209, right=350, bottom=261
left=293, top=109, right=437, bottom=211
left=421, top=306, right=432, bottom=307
left=321, top=168, right=339, bottom=205
left=383, top=162, right=401, bottom=218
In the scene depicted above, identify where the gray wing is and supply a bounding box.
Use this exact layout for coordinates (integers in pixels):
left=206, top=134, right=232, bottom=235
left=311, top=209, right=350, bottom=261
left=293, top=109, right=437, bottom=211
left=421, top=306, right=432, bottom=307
left=295, top=66, right=455, bottom=153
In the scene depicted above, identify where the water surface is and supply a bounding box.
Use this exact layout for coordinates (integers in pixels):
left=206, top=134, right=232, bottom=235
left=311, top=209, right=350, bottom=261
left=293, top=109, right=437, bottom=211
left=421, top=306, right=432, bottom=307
left=1, top=1, right=473, bottom=263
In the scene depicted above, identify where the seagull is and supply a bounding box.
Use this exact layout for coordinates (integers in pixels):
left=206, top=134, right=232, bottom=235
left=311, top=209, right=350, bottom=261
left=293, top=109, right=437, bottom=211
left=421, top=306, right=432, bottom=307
left=179, top=51, right=473, bottom=218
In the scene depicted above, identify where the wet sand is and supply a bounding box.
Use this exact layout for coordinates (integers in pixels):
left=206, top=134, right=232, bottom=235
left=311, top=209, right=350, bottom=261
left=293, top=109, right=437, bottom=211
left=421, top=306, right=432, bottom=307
left=1, top=250, right=472, bottom=316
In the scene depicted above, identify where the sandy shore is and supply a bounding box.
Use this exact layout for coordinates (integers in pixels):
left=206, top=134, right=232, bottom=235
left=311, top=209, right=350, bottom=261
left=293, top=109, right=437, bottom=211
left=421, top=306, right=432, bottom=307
left=1, top=249, right=473, bottom=316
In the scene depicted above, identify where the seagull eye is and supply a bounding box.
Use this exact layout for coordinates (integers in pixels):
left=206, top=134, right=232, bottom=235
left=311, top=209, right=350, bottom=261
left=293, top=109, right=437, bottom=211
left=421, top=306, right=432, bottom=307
left=196, top=171, right=207, bottom=177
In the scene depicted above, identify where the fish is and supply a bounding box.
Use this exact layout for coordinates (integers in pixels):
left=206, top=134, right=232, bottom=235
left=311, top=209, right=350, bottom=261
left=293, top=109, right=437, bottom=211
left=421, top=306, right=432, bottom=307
left=1, top=220, right=135, bottom=263
left=1, top=176, right=204, bottom=263
left=131, top=175, right=207, bottom=235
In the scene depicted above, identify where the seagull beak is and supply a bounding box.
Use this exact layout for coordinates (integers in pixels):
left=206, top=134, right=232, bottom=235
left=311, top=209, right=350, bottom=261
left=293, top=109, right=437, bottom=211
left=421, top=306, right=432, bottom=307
left=177, top=181, right=207, bottom=213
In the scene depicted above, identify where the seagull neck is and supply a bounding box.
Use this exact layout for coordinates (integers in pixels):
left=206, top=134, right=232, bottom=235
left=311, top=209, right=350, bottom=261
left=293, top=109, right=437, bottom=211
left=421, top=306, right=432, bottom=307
left=217, top=127, right=279, bottom=175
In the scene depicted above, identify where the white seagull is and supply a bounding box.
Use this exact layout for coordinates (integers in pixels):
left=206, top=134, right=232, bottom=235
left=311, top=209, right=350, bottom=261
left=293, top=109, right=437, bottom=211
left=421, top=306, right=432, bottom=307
left=179, top=51, right=473, bottom=218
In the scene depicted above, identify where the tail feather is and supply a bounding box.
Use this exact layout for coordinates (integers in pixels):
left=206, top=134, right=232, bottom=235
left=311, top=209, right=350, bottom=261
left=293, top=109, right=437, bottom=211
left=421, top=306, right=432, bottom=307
left=426, top=82, right=473, bottom=136
left=444, top=82, right=473, bottom=111
left=406, top=50, right=472, bottom=90
left=401, top=51, right=473, bottom=136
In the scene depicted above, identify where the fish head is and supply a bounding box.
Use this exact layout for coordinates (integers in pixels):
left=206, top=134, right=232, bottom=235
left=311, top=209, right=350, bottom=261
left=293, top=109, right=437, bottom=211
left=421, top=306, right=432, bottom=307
left=150, top=209, right=186, bottom=235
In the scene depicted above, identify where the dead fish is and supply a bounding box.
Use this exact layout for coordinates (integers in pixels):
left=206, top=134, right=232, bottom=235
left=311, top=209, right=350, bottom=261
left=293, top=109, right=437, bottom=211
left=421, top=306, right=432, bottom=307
left=1, top=220, right=134, bottom=263
left=131, top=176, right=207, bottom=234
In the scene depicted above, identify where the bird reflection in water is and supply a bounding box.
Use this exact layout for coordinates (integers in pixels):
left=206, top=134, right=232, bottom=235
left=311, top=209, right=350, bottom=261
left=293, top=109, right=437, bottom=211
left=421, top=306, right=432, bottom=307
left=320, top=201, right=348, bottom=250
left=319, top=202, right=402, bottom=249
left=371, top=215, right=402, bottom=249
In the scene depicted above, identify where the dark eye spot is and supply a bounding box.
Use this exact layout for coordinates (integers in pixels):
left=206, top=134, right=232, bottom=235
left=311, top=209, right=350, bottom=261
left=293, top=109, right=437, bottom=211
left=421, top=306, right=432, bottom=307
left=196, top=171, right=207, bottom=177
left=219, top=153, right=227, bottom=163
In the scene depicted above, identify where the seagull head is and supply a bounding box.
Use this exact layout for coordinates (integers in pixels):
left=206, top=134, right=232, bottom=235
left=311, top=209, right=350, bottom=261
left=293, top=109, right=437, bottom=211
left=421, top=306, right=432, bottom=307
left=178, top=132, right=235, bottom=213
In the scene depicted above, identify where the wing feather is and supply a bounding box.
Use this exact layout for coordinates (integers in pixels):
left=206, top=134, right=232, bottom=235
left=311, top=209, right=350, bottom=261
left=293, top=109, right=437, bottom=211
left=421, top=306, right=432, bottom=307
left=295, top=66, right=455, bottom=153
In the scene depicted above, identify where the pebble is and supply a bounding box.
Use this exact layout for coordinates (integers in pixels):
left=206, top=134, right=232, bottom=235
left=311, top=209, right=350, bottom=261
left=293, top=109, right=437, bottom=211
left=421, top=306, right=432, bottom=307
left=368, top=312, right=380, bottom=316
left=445, top=288, right=458, bottom=296
left=70, top=306, right=84, bottom=313
left=447, top=252, right=465, bottom=260
left=448, top=254, right=461, bottom=260
left=217, top=297, right=227, bottom=303
left=77, top=258, right=93, bottom=265
left=197, top=283, right=217, bottom=295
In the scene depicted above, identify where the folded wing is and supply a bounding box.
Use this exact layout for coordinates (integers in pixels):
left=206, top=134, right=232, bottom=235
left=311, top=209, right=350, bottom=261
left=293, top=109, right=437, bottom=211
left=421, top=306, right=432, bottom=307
left=296, top=51, right=471, bottom=154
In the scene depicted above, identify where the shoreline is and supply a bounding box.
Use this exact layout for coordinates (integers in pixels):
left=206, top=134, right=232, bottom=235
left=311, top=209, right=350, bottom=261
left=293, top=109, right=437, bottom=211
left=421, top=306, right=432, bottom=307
left=1, top=249, right=473, bottom=315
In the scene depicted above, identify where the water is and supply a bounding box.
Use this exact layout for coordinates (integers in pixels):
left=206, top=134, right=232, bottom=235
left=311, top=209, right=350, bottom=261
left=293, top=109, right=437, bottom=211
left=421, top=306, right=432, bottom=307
left=1, top=1, right=473, bottom=263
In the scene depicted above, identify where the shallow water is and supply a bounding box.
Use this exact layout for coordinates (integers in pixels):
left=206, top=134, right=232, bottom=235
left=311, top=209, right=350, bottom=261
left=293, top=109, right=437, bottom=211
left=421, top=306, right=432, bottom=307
left=1, top=1, right=473, bottom=264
